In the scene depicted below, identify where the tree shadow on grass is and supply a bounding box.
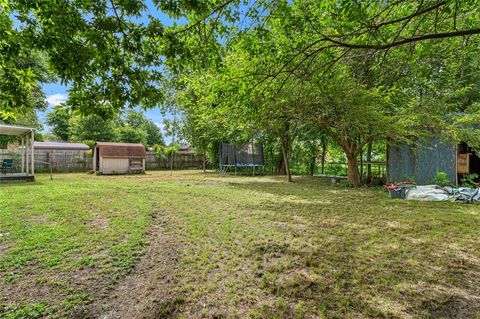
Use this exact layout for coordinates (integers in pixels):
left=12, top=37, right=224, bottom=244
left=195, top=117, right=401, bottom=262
left=227, top=178, right=480, bottom=318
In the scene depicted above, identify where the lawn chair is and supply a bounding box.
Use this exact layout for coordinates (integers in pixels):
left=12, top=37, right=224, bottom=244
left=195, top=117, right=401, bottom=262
left=1, top=159, right=14, bottom=174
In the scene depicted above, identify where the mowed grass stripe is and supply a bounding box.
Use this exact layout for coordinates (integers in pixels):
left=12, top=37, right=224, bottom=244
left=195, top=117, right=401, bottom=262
left=1, top=171, right=480, bottom=318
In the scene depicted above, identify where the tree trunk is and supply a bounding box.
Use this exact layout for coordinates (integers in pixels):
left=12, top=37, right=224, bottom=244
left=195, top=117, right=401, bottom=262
left=308, top=154, right=316, bottom=176
left=346, top=154, right=361, bottom=187
left=280, top=135, right=292, bottom=182
left=308, top=142, right=316, bottom=176
left=366, top=141, right=372, bottom=183
left=359, top=146, right=364, bottom=182
left=277, top=157, right=286, bottom=174
left=320, top=137, right=327, bottom=174
left=202, top=151, right=206, bottom=173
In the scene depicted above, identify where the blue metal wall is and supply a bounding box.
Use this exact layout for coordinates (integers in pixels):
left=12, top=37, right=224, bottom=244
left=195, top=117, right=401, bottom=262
left=388, top=139, right=456, bottom=184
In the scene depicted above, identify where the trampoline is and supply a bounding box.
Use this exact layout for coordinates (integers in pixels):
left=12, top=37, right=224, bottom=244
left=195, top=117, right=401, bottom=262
left=219, top=142, right=264, bottom=175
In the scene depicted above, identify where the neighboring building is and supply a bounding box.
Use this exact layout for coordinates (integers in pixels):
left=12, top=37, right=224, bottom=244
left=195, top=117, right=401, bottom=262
left=178, top=143, right=195, bottom=155
left=93, top=142, right=146, bottom=174
left=34, top=141, right=89, bottom=153
left=387, top=139, right=480, bottom=185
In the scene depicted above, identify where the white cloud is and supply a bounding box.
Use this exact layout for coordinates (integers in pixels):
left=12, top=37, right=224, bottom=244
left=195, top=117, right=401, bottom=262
left=46, top=93, right=68, bottom=107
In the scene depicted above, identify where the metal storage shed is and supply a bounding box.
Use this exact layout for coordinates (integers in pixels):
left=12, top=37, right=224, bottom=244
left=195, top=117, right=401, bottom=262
left=387, top=138, right=480, bottom=185
left=93, top=142, right=146, bottom=175
left=34, top=141, right=89, bottom=151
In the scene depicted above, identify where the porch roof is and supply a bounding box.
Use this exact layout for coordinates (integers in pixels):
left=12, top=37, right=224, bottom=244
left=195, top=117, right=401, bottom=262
left=0, top=124, right=35, bottom=136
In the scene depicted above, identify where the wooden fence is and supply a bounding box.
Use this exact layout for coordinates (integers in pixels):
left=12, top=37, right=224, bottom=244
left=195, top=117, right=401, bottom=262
left=0, top=149, right=205, bottom=173
left=145, top=152, right=204, bottom=170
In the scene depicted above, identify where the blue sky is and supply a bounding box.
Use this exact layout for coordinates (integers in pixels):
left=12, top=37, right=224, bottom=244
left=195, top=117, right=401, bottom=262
left=40, top=1, right=186, bottom=142
left=41, top=84, right=168, bottom=135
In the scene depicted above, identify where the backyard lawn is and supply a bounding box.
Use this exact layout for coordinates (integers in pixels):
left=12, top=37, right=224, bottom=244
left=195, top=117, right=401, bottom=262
left=1, top=171, right=480, bottom=319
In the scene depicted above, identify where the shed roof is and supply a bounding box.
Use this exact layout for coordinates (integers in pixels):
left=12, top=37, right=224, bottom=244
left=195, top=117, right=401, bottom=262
left=0, top=124, right=35, bottom=136
left=95, top=142, right=146, bottom=158
left=34, top=141, right=90, bottom=150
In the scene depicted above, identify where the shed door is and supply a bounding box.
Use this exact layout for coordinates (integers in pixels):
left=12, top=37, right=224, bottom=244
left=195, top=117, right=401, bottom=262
left=457, top=153, right=469, bottom=174
left=101, top=158, right=129, bottom=174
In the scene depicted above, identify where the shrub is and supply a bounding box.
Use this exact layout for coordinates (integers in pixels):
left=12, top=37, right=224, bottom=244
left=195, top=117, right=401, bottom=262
left=153, top=144, right=166, bottom=160
left=461, top=173, right=478, bottom=188
left=433, top=171, right=451, bottom=186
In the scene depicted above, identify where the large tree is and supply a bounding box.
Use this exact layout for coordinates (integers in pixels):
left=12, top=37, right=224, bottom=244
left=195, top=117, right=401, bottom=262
left=68, top=114, right=118, bottom=143
left=2, top=0, right=238, bottom=119
left=4, top=0, right=480, bottom=120
left=46, top=109, right=72, bottom=141
left=119, top=110, right=164, bottom=146
left=46, top=108, right=164, bottom=146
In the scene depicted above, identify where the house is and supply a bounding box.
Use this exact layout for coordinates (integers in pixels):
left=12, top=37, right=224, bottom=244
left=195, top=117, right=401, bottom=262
left=387, top=139, right=479, bottom=185
left=93, top=142, right=146, bottom=174
left=178, top=143, right=195, bottom=155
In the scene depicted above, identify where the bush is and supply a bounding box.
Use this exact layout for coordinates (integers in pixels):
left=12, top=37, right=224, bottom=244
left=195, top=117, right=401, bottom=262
left=433, top=171, right=451, bottom=186
left=153, top=144, right=168, bottom=160
left=81, top=140, right=96, bottom=149
left=461, top=173, right=478, bottom=188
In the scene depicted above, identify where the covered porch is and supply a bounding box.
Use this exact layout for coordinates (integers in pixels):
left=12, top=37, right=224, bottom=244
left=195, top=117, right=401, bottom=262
left=0, top=124, right=35, bottom=184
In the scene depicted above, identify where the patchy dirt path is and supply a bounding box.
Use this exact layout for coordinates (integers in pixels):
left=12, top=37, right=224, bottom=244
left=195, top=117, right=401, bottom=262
left=74, top=214, right=183, bottom=319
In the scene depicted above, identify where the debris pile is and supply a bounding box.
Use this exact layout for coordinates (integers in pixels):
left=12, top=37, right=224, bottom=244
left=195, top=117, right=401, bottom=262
left=385, top=182, right=480, bottom=203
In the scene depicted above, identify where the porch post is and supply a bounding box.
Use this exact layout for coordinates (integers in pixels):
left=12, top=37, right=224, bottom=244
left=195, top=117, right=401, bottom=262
left=31, top=130, right=35, bottom=175
left=21, top=136, right=25, bottom=173
left=25, top=134, right=29, bottom=175
left=93, top=146, right=97, bottom=172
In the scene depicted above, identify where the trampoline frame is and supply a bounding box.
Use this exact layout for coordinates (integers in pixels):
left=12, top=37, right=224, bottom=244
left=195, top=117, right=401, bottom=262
left=219, top=142, right=264, bottom=176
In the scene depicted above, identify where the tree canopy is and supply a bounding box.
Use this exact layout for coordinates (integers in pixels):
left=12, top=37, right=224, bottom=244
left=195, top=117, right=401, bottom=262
left=4, top=0, right=480, bottom=185
left=46, top=109, right=164, bottom=147
left=171, top=0, right=480, bottom=185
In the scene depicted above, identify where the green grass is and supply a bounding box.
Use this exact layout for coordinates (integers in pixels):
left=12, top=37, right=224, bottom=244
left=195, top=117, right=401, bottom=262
left=1, top=171, right=480, bottom=318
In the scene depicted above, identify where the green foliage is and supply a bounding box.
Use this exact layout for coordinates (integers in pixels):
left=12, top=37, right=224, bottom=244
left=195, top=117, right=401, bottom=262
left=0, top=303, right=52, bottom=319
left=0, top=109, right=44, bottom=147
left=4, top=0, right=170, bottom=116
left=170, top=0, right=480, bottom=186
left=117, top=126, right=148, bottom=145
left=405, top=176, right=417, bottom=183
left=153, top=144, right=167, bottom=160
left=433, top=171, right=452, bottom=187
left=460, top=173, right=478, bottom=188
left=69, top=114, right=118, bottom=142
left=165, top=142, right=181, bottom=157
left=4, top=0, right=480, bottom=186
left=45, top=109, right=164, bottom=146
left=80, top=140, right=96, bottom=149
left=143, top=120, right=164, bottom=146
left=153, top=142, right=180, bottom=160
left=336, top=179, right=354, bottom=188
left=0, top=6, right=50, bottom=121
left=46, top=109, right=71, bottom=141
left=121, top=110, right=164, bottom=146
